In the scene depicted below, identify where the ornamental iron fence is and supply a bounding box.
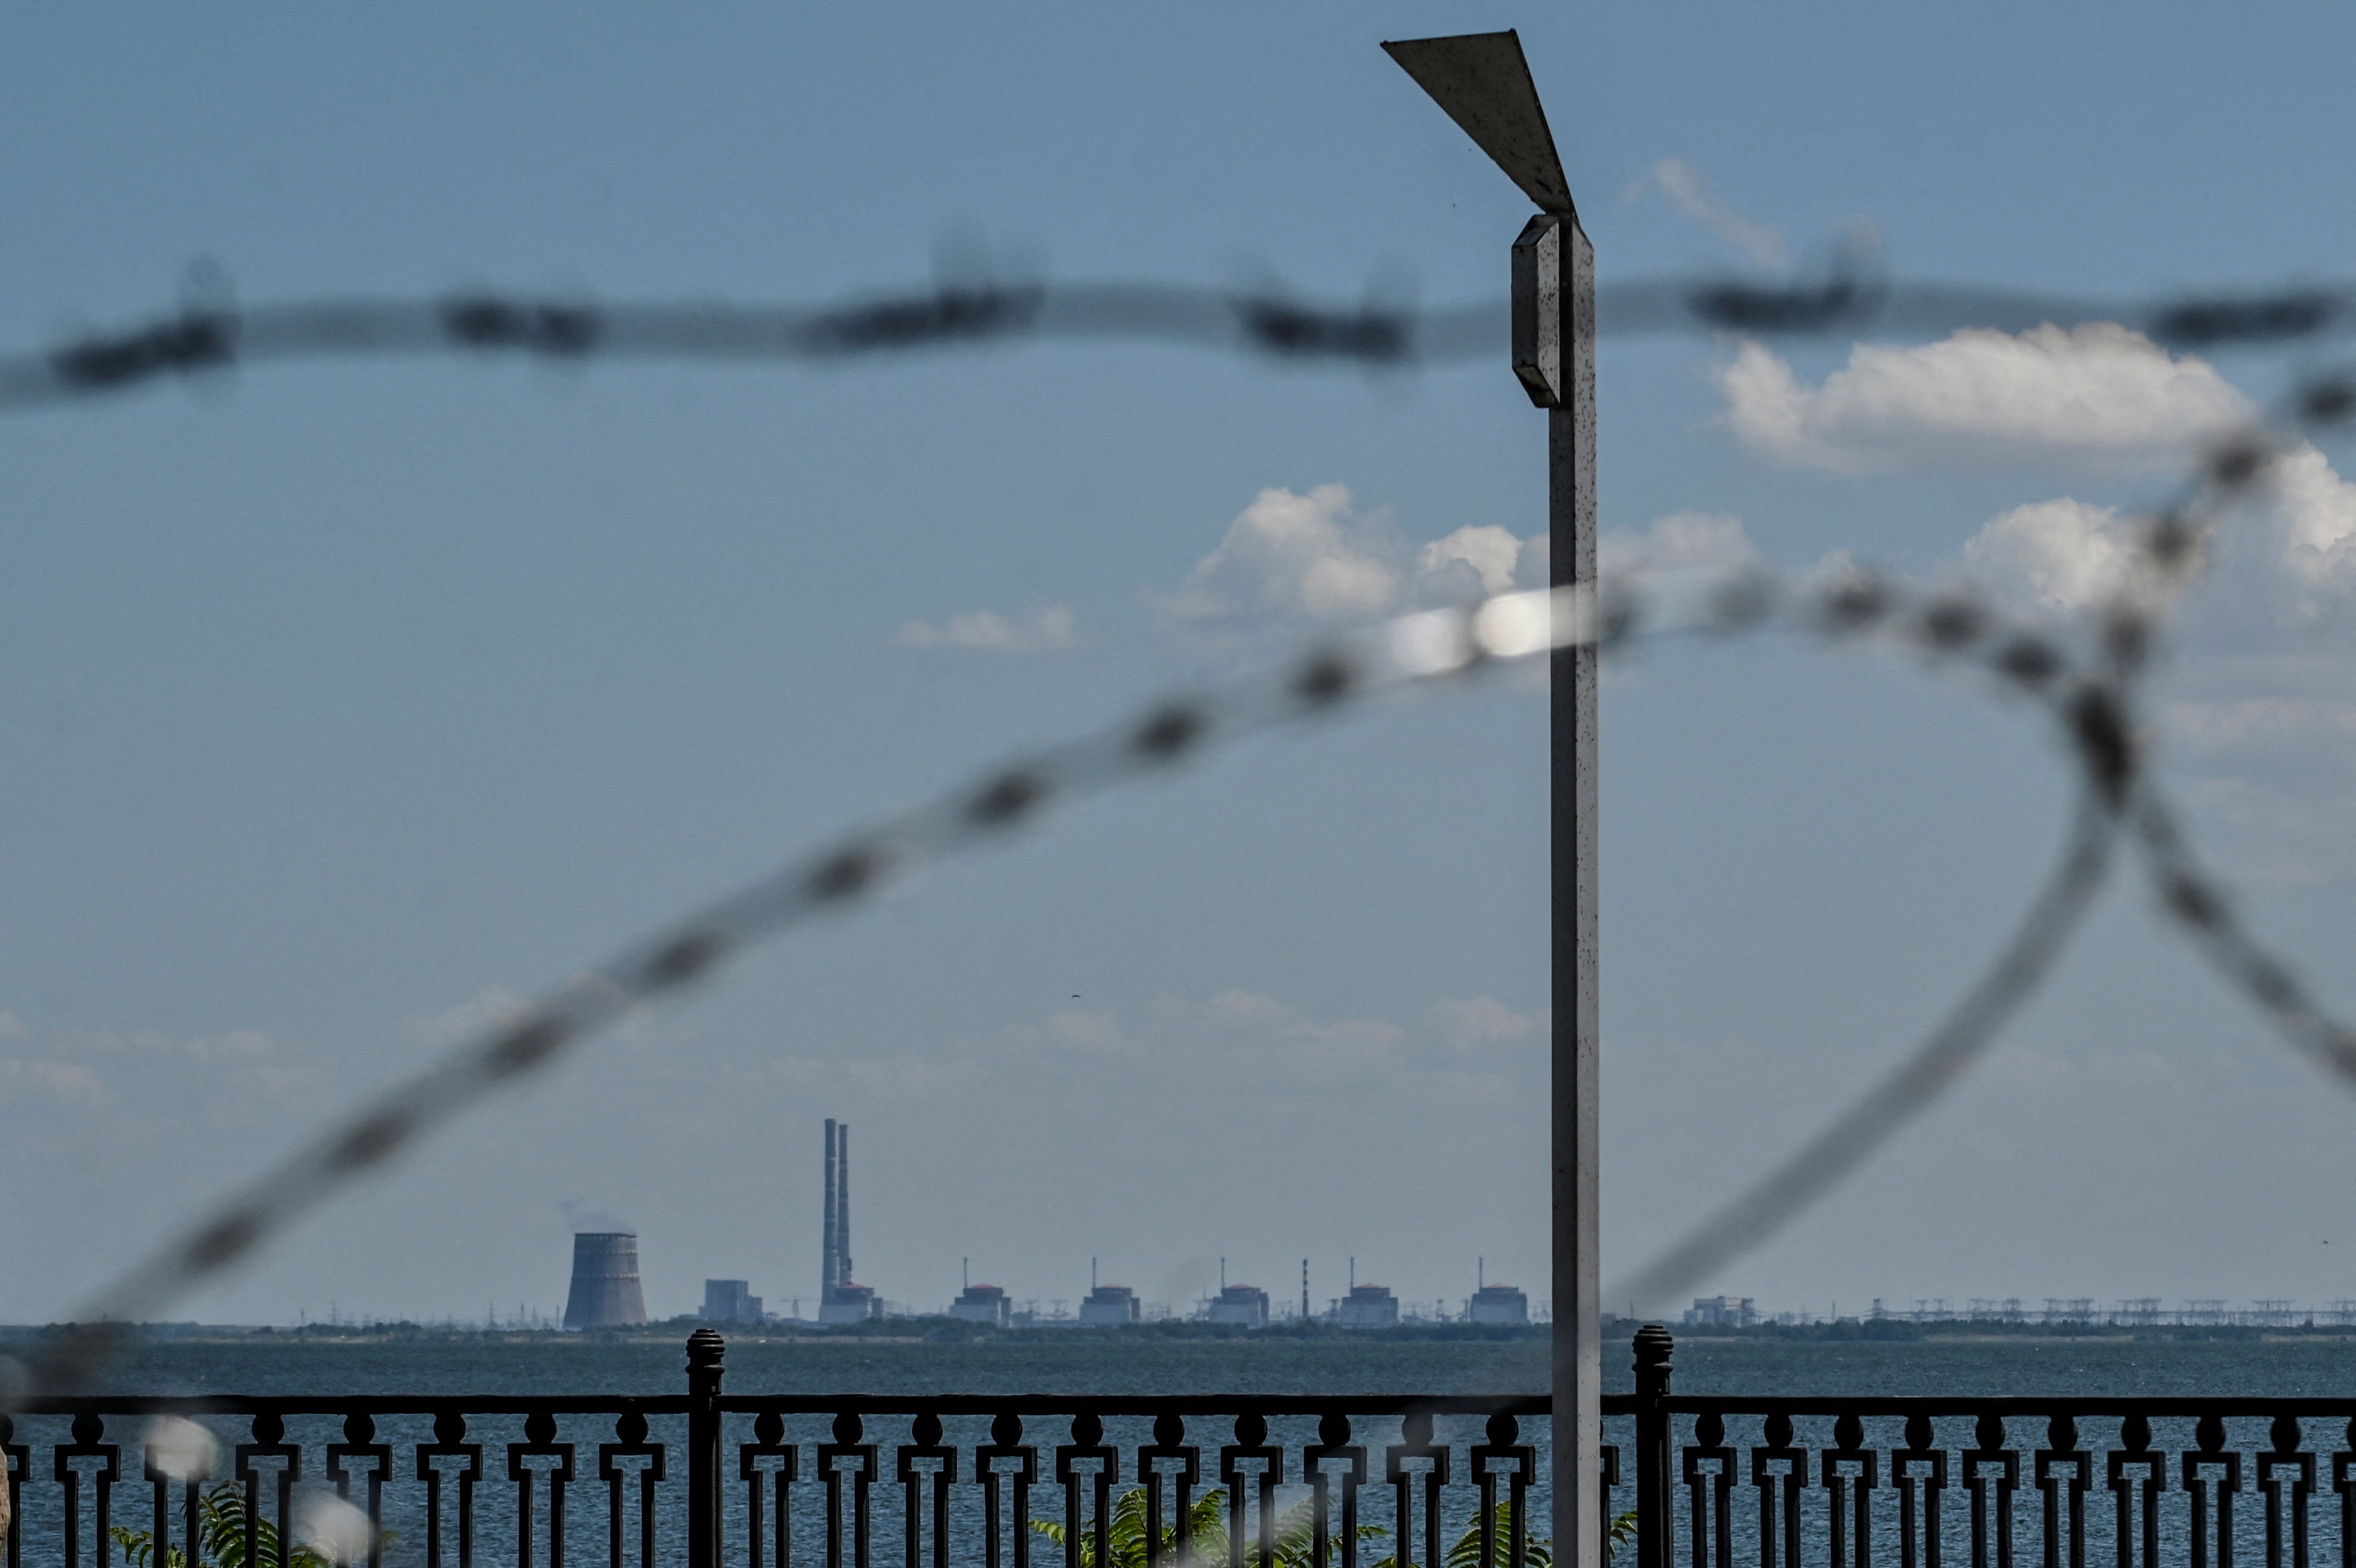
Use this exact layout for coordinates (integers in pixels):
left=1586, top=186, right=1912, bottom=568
left=0, top=1330, right=1564, bottom=1568
left=8, top=1327, right=2354, bottom=1568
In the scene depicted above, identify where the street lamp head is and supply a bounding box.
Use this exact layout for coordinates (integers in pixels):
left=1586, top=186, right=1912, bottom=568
left=1381, top=30, right=1573, bottom=218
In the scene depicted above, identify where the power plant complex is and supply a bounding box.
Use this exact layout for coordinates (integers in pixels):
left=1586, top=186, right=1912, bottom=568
left=555, top=1121, right=1526, bottom=1329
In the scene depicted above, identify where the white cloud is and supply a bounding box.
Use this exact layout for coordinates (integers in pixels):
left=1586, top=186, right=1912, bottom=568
left=1199, top=989, right=1294, bottom=1029
left=1435, top=998, right=1538, bottom=1051
left=1163, top=485, right=1399, bottom=622
left=1718, top=325, right=2252, bottom=475
left=1598, top=510, right=1760, bottom=580
left=1416, top=525, right=1523, bottom=597
left=2166, top=695, right=2356, bottom=753
left=2174, top=770, right=2356, bottom=887
left=1626, top=157, right=1787, bottom=269
left=1962, top=497, right=2135, bottom=611
left=1157, top=484, right=1754, bottom=636
left=1042, top=1009, right=1131, bottom=1057
left=0, top=1020, right=320, bottom=1120
left=2271, top=443, right=2356, bottom=593
left=407, top=986, right=530, bottom=1047
left=798, top=987, right=1542, bottom=1110
left=0, top=1057, right=109, bottom=1107
left=1952, top=440, right=2356, bottom=617
left=1278, top=1018, right=1408, bottom=1080
left=1162, top=485, right=1553, bottom=627
left=2158, top=693, right=2356, bottom=754
left=1939, top=445, right=2356, bottom=885
left=894, top=602, right=1078, bottom=654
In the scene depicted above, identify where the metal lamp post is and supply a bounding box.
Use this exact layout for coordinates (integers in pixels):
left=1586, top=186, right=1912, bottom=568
left=1382, top=32, right=1601, bottom=1568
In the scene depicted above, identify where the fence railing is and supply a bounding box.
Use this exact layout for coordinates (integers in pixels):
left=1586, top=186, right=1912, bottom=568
left=17, top=1324, right=2349, bottom=1568
left=0, top=1330, right=1567, bottom=1568
left=1618, top=1324, right=2356, bottom=1568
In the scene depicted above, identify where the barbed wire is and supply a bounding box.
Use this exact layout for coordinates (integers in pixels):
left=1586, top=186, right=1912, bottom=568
left=2, top=540, right=2139, bottom=1398
left=11, top=419, right=2351, bottom=1377
left=11, top=422, right=2344, bottom=1377
left=12, top=266, right=2356, bottom=1384
left=1606, top=365, right=2356, bottom=1314
left=5, top=268, right=2354, bottom=410
left=1605, top=787, right=2119, bottom=1315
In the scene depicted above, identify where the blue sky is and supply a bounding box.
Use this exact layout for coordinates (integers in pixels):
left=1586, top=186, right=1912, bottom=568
left=5, top=4, right=2356, bottom=1328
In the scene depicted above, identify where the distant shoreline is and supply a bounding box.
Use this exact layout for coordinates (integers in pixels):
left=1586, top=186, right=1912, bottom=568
left=9, top=1317, right=2355, bottom=1347
left=0, top=1317, right=1550, bottom=1345
left=1635, top=1318, right=2356, bottom=1344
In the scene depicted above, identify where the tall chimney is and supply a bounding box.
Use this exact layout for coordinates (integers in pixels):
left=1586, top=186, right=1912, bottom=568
left=563, top=1231, right=648, bottom=1330
left=823, top=1119, right=840, bottom=1294
left=837, top=1122, right=853, bottom=1284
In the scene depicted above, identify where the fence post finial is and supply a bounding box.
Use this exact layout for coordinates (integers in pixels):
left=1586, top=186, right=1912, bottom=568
left=1633, top=1326, right=1675, bottom=1568
left=687, top=1330, right=727, bottom=1568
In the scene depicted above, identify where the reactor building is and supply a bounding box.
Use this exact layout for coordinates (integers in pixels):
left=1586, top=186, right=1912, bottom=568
left=704, top=1279, right=764, bottom=1324
left=563, top=1231, right=649, bottom=1330
left=819, top=1119, right=881, bottom=1324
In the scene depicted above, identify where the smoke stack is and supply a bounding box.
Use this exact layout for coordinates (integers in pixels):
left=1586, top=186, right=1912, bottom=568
left=824, top=1120, right=840, bottom=1293
left=817, top=1116, right=881, bottom=1324
left=563, top=1232, right=648, bottom=1330
left=838, top=1123, right=852, bottom=1284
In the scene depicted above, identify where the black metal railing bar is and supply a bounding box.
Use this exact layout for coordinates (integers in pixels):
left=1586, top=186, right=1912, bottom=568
left=24, top=1331, right=2356, bottom=1568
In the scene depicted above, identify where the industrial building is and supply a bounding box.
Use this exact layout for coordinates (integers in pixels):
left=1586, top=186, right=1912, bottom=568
left=1207, top=1282, right=1270, bottom=1326
left=563, top=1231, right=649, bottom=1330
left=819, top=1119, right=881, bottom=1324
left=951, top=1282, right=1010, bottom=1326
left=1468, top=1284, right=1528, bottom=1324
left=703, top=1279, right=764, bottom=1324
left=1077, top=1258, right=1140, bottom=1326
left=1080, top=1284, right=1139, bottom=1324
left=950, top=1260, right=1010, bottom=1326
left=1336, top=1282, right=1399, bottom=1328
left=1467, top=1259, right=1529, bottom=1325
left=1685, top=1295, right=1758, bottom=1328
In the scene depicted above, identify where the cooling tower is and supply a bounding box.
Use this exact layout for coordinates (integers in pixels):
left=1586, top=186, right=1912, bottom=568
left=563, top=1231, right=648, bottom=1330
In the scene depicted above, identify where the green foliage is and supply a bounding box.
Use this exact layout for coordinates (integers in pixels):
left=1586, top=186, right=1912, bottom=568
left=1606, top=1509, right=1638, bottom=1564
left=1033, top=1486, right=1385, bottom=1568
left=1370, top=1500, right=1555, bottom=1568
left=1034, top=1486, right=1222, bottom=1568
left=1383, top=1499, right=1637, bottom=1568
left=110, top=1482, right=346, bottom=1568
left=1034, top=1491, right=1593, bottom=1568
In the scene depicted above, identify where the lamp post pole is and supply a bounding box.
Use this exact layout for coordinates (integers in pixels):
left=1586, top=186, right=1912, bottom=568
left=1383, top=34, right=1600, bottom=1568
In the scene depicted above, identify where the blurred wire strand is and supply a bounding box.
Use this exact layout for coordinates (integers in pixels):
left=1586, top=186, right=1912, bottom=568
left=5, top=268, right=2353, bottom=410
